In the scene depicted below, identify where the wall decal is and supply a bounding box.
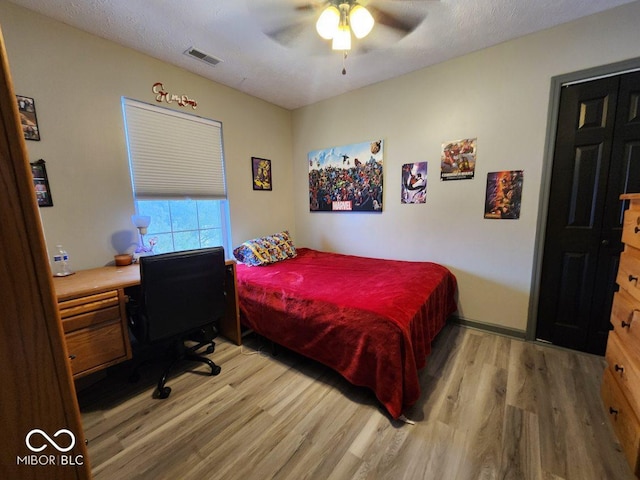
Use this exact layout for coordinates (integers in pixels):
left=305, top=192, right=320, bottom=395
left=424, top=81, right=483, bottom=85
left=152, top=82, right=198, bottom=109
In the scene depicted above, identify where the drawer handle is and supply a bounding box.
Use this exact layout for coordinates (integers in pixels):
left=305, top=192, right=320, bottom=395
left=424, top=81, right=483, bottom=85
left=615, top=364, right=624, bottom=374
left=609, top=407, right=619, bottom=416
left=69, top=354, right=76, bottom=360
left=629, top=274, right=638, bottom=284
left=622, top=310, right=638, bottom=329
left=636, top=226, right=640, bottom=234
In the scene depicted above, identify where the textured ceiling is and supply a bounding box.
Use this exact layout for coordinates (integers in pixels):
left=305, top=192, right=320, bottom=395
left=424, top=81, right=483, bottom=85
left=6, top=0, right=638, bottom=109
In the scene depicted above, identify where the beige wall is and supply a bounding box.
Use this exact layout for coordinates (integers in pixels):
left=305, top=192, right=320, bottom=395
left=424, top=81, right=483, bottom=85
left=292, top=1, right=640, bottom=333
left=4, top=0, right=640, bottom=335
left=0, top=1, right=294, bottom=270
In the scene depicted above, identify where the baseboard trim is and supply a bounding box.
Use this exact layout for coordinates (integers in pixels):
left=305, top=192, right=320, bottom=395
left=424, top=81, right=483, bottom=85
left=450, top=315, right=526, bottom=340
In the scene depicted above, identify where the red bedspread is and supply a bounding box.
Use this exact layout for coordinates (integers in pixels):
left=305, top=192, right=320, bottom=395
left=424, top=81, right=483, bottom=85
left=235, top=248, right=457, bottom=419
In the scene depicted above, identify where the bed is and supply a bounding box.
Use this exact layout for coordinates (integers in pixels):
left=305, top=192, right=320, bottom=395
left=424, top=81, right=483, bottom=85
left=234, top=245, right=458, bottom=420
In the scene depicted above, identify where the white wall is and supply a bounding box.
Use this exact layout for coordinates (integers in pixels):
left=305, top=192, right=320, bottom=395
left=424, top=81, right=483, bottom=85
left=292, top=1, right=640, bottom=333
left=0, top=1, right=294, bottom=270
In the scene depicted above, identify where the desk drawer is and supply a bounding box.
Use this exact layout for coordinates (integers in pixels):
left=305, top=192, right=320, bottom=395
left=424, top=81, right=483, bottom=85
left=602, top=368, right=640, bottom=475
left=59, top=290, right=120, bottom=319
left=58, top=288, right=131, bottom=378
left=65, top=319, right=129, bottom=377
left=605, top=331, right=640, bottom=413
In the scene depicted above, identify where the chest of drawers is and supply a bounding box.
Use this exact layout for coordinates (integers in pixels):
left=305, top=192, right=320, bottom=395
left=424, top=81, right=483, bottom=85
left=602, top=193, right=640, bottom=476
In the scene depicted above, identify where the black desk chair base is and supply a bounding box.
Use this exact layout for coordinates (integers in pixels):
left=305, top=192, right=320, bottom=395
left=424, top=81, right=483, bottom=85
left=154, top=338, right=222, bottom=399
left=130, top=335, right=222, bottom=399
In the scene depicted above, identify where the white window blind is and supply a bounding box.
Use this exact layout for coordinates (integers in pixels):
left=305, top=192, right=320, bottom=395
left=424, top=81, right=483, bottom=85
left=122, top=98, right=226, bottom=199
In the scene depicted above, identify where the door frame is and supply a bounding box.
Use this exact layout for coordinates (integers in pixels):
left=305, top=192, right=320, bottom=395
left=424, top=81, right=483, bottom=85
left=527, top=57, right=640, bottom=343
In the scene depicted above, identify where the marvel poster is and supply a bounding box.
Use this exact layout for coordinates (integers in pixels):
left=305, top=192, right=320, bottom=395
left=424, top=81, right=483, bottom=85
left=484, top=170, right=524, bottom=219
left=441, top=138, right=476, bottom=180
left=401, top=162, right=427, bottom=204
left=308, top=140, right=383, bottom=212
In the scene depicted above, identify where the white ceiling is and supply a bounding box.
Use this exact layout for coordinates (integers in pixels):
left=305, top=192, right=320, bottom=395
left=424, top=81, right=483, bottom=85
left=7, top=0, right=638, bottom=110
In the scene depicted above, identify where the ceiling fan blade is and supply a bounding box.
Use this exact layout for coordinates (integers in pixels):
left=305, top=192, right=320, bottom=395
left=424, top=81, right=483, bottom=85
left=367, top=5, right=423, bottom=33
left=294, top=1, right=328, bottom=12
left=266, top=21, right=309, bottom=46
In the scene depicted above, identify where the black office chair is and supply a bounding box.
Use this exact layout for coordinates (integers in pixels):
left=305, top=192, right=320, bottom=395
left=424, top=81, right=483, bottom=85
left=127, top=247, right=226, bottom=399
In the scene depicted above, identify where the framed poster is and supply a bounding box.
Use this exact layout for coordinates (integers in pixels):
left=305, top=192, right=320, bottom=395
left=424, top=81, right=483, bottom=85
left=17, top=95, right=40, bottom=141
left=308, top=139, right=383, bottom=212
left=484, top=170, right=523, bottom=219
left=252, top=157, right=272, bottom=191
left=30, top=159, right=53, bottom=207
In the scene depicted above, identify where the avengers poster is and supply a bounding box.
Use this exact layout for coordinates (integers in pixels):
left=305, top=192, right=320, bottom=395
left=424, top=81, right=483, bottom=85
left=308, top=140, right=383, bottom=212
left=401, top=162, right=427, bottom=204
left=484, top=170, right=524, bottom=219
left=441, top=138, right=476, bottom=180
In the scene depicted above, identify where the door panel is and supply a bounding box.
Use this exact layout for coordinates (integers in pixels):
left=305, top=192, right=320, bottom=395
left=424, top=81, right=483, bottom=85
left=536, top=76, right=619, bottom=353
left=568, top=143, right=603, bottom=227
left=538, top=72, right=640, bottom=355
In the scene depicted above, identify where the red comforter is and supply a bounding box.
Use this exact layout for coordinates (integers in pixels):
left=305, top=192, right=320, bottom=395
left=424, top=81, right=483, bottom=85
left=235, top=248, right=457, bottom=419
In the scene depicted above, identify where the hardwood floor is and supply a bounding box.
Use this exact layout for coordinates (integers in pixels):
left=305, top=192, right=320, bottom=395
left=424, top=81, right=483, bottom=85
left=78, top=324, right=634, bottom=479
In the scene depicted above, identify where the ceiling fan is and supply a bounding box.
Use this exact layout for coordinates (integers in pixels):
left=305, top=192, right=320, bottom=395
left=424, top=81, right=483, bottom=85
left=250, top=0, right=438, bottom=55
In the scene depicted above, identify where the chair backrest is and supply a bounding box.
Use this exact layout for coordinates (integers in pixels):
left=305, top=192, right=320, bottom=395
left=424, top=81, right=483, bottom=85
left=138, top=247, right=226, bottom=343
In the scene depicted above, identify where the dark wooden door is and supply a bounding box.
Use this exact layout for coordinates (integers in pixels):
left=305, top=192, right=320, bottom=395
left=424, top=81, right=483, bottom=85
left=536, top=71, right=640, bottom=355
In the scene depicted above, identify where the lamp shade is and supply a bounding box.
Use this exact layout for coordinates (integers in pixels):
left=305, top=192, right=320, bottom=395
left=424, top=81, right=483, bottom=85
left=132, top=214, right=151, bottom=234
left=316, top=5, right=340, bottom=39
left=350, top=5, right=374, bottom=39
left=332, top=25, right=352, bottom=51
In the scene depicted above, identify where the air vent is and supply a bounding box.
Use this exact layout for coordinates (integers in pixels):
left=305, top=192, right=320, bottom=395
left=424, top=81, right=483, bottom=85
left=184, top=47, right=223, bottom=67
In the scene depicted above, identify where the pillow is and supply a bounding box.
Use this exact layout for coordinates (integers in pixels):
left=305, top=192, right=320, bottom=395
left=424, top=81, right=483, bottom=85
left=233, top=231, right=296, bottom=266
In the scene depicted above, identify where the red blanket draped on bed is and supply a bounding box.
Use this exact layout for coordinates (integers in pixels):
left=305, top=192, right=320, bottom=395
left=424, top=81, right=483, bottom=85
left=235, top=248, right=457, bottom=419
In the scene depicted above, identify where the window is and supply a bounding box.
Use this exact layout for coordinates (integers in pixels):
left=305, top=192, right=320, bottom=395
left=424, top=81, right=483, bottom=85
left=135, top=198, right=230, bottom=254
left=122, top=98, right=231, bottom=256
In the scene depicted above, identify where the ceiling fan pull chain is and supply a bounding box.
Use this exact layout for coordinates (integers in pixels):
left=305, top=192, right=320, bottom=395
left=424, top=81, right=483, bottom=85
left=342, top=51, right=347, bottom=75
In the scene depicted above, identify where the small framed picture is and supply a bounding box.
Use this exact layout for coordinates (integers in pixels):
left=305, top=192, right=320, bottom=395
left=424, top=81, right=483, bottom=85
left=252, top=157, right=272, bottom=191
left=16, top=95, right=40, bottom=141
left=30, top=159, right=53, bottom=207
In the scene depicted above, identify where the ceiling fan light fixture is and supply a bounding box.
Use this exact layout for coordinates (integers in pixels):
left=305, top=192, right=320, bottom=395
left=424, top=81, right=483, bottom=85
left=316, top=5, right=340, bottom=40
left=332, top=24, right=352, bottom=51
left=349, top=5, right=374, bottom=39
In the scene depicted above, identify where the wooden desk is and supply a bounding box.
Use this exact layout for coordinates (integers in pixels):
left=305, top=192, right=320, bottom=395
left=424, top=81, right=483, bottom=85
left=53, top=260, right=241, bottom=379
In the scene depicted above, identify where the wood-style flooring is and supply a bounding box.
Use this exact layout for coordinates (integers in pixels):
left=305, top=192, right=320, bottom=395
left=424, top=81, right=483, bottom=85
left=78, top=324, right=634, bottom=480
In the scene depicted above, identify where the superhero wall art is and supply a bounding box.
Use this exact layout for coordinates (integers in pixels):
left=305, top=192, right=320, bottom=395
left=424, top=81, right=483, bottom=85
left=441, top=138, right=476, bottom=181
left=484, top=170, right=524, bottom=219
left=308, top=140, right=383, bottom=212
left=401, top=162, right=427, bottom=204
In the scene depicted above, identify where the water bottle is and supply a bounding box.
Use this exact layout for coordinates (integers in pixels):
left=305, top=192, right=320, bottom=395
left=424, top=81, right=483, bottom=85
left=53, top=245, right=73, bottom=276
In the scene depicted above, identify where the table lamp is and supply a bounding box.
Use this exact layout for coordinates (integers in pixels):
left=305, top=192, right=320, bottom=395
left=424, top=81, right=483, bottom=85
left=131, top=214, right=153, bottom=261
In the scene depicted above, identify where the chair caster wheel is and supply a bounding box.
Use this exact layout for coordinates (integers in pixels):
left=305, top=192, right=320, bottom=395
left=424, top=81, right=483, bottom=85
left=211, top=365, right=221, bottom=376
left=157, top=386, right=171, bottom=399
left=206, top=345, right=215, bottom=354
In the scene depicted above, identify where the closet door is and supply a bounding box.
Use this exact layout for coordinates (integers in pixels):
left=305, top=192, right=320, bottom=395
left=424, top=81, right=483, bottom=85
left=536, top=72, right=640, bottom=355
